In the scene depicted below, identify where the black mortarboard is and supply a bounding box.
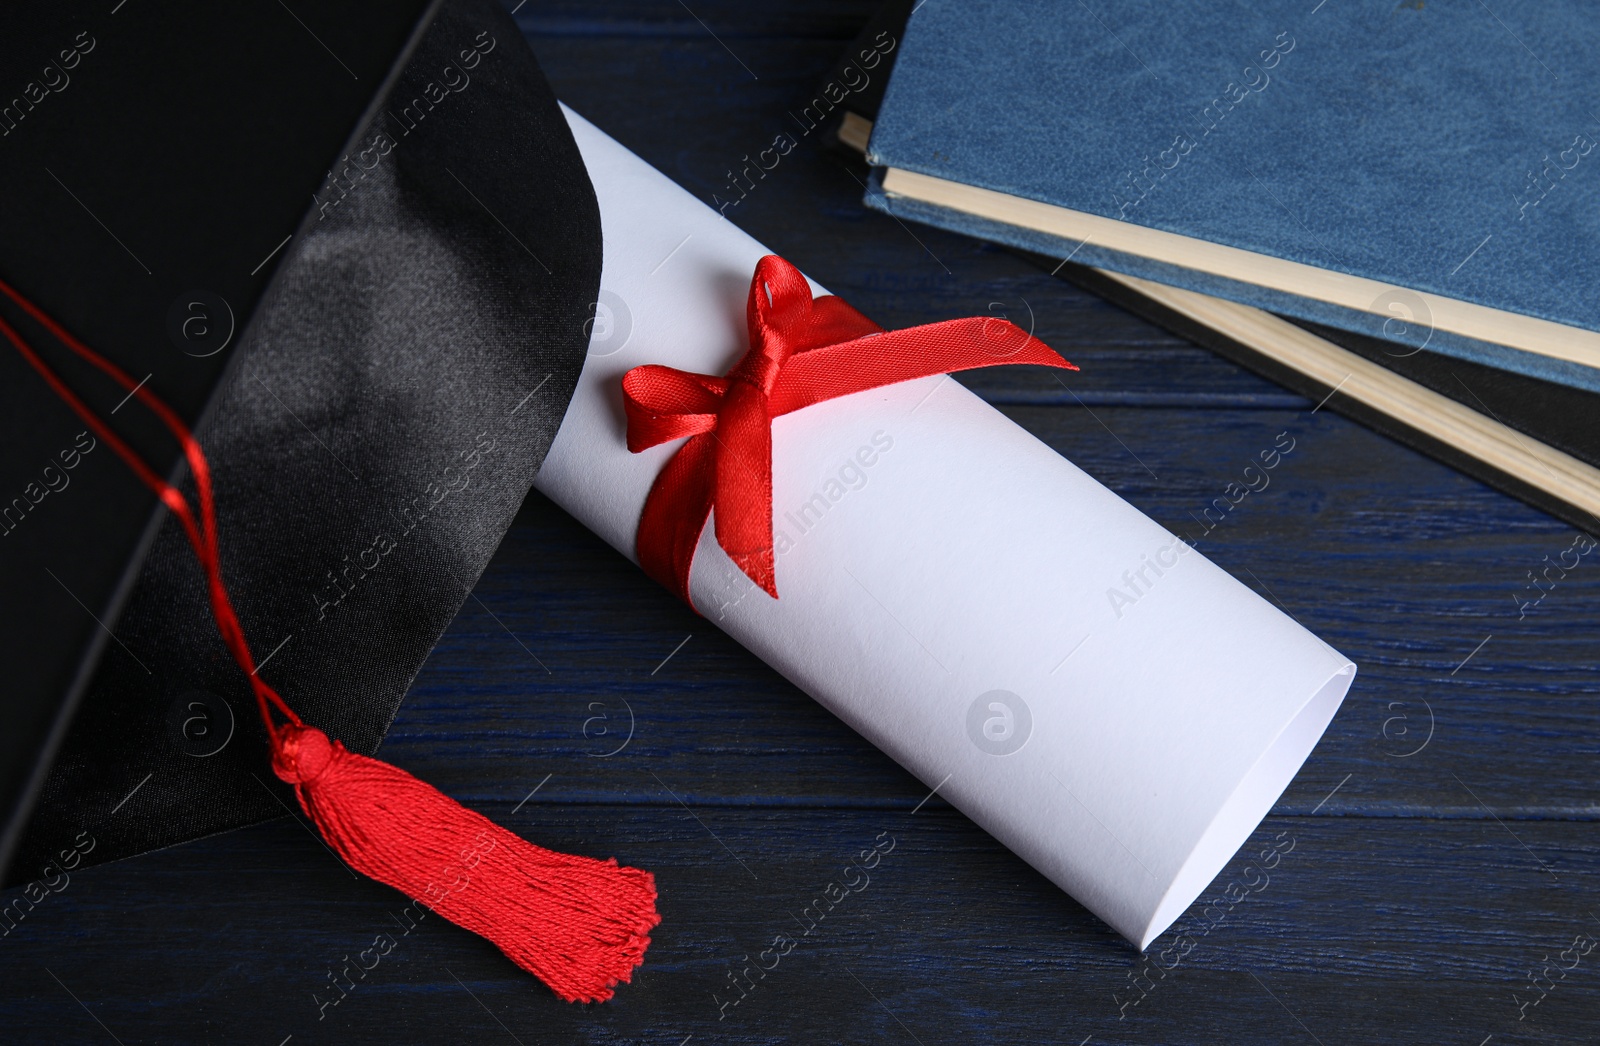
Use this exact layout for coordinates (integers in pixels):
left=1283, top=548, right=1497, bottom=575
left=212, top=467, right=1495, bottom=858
left=0, top=0, right=602, bottom=887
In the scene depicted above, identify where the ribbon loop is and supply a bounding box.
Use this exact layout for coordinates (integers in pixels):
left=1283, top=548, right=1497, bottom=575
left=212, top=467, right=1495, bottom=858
left=621, top=365, right=726, bottom=451
left=621, top=255, right=1078, bottom=611
left=745, top=254, right=813, bottom=366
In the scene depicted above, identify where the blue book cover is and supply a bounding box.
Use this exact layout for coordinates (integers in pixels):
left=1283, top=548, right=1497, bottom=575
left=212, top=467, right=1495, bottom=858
left=865, top=0, right=1600, bottom=392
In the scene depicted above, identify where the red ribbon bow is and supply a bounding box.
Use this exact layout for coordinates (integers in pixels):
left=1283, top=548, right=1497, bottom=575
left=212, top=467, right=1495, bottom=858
left=621, top=254, right=1078, bottom=609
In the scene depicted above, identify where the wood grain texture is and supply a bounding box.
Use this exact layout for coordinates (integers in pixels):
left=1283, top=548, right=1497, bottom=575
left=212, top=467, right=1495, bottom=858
left=1, top=3, right=1596, bottom=1044
left=3, top=810, right=1597, bottom=1045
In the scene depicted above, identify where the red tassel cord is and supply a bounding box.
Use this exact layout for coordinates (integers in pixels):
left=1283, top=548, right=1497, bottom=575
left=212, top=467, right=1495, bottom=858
left=0, top=276, right=658, bottom=1004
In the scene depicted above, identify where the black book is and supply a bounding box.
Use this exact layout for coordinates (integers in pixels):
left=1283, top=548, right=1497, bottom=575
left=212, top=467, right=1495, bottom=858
left=1050, top=263, right=1600, bottom=538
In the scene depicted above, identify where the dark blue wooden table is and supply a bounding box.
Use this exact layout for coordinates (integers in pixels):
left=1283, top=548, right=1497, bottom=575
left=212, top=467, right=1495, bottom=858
left=5, top=3, right=1598, bottom=1043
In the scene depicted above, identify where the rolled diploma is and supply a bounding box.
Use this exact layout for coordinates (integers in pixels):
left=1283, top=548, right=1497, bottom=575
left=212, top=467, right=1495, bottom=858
left=538, top=107, right=1356, bottom=948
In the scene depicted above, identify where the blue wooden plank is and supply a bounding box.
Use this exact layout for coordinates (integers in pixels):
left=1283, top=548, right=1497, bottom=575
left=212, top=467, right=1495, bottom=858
left=383, top=399, right=1600, bottom=821
left=2, top=808, right=1595, bottom=1045
left=530, top=33, right=1348, bottom=413
left=0, top=7, right=1593, bottom=1046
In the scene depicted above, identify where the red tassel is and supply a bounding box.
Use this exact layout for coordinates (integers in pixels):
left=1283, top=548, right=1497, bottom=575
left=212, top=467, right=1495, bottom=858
left=0, top=274, right=659, bottom=1002
left=273, top=725, right=658, bottom=1002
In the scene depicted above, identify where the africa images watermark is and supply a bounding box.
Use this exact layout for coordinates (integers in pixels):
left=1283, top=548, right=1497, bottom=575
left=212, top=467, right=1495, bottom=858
left=704, top=429, right=896, bottom=621
left=312, top=28, right=499, bottom=221
left=711, top=830, right=897, bottom=1020
left=1511, top=119, right=1600, bottom=221
left=776, top=430, right=895, bottom=544
left=1513, top=528, right=1596, bottom=620
left=1099, top=428, right=1297, bottom=621
left=312, top=430, right=499, bottom=621
left=966, top=689, right=1032, bottom=756
left=1184, top=430, right=1297, bottom=543
left=0, top=430, right=97, bottom=539
left=0, top=832, right=97, bottom=939
left=1379, top=696, right=1435, bottom=759
left=1111, top=829, right=1297, bottom=1020
left=1104, top=534, right=1196, bottom=621
left=1513, top=922, right=1598, bottom=1022
left=0, top=29, right=95, bottom=141
left=1110, top=29, right=1294, bottom=220
left=710, top=28, right=897, bottom=215
left=311, top=829, right=498, bottom=1020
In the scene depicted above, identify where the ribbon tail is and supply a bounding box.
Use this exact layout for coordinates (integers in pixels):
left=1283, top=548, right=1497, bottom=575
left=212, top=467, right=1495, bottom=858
left=623, top=259, right=1079, bottom=614
left=769, top=316, right=1076, bottom=416
left=637, top=432, right=718, bottom=609
left=713, top=386, right=779, bottom=599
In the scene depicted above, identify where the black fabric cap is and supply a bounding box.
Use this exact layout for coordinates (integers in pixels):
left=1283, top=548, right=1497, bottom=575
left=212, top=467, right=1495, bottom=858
left=0, top=0, right=601, bottom=882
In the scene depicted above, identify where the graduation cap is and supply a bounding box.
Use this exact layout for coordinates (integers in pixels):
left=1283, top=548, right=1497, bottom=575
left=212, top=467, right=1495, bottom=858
left=0, top=0, right=656, bottom=1002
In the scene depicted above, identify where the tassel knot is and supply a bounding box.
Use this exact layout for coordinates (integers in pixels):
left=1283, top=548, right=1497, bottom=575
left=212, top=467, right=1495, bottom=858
left=273, top=723, right=660, bottom=1002
left=271, top=724, right=335, bottom=784
left=0, top=272, right=659, bottom=1003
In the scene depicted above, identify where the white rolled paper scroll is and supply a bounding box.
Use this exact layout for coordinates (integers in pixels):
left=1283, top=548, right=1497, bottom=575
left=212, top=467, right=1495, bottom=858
left=536, top=107, right=1356, bottom=948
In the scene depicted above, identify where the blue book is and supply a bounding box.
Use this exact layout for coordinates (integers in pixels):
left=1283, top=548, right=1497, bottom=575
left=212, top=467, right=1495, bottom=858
left=865, top=0, right=1600, bottom=392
